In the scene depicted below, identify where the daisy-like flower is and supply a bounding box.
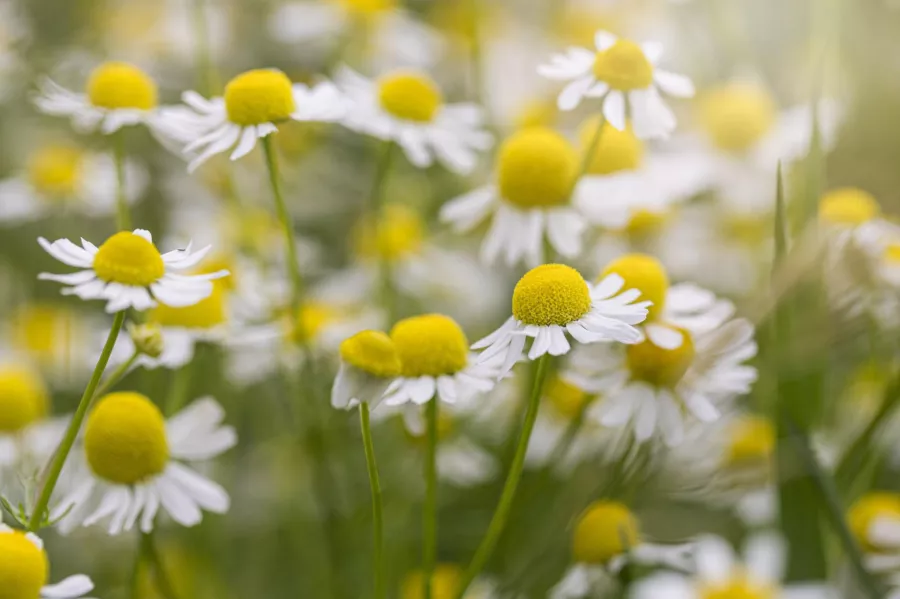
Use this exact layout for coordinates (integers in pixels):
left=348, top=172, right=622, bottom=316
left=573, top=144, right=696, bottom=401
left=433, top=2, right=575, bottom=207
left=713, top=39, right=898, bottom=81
left=631, top=534, right=838, bottom=599
left=473, top=264, right=649, bottom=375
left=34, top=61, right=161, bottom=134
left=0, top=525, right=96, bottom=599
left=400, top=563, right=503, bottom=598
left=382, top=314, right=497, bottom=407
left=538, top=30, right=694, bottom=138
left=332, top=330, right=402, bottom=410
left=819, top=187, right=883, bottom=247
left=552, top=501, right=693, bottom=599
left=337, top=66, right=492, bottom=174
left=440, top=128, right=588, bottom=266
left=847, top=492, right=900, bottom=576
left=0, top=143, right=147, bottom=224
left=6, top=303, right=93, bottom=383
left=37, top=229, right=229, bottom=313
left=159, top=68, right=348, bottom=172
left=53, top=393, right=236, bottom=534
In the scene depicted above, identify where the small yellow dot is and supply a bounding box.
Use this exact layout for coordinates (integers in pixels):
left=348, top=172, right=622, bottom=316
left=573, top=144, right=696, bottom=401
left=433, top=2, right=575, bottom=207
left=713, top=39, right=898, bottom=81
left=288, top=303, right=340, bottom=345
left=377, top=70, right=443, bottom=123
left=725, top=415, right=775, bottom=467
left=340, top=330, right=402, bottom=378
left=224, top=69, right=296, bottom=126
left=353, top=204, right=425, bottom=262
left=572, top=501, right=640, bottom=564
left=623, top=209, right=670, bottom=238
left=626, top=327, right=695, bottom=388
left=391, top=314, right=469, bottom=378
left=600, top=254, right=668, bottom=320
left=86, top=61, right=158, bottom=111
left=0, top=531, right=49, bottom=599
left=592, top=39, right=653, bottom=91
left=512, top=264, right=591, bottom=327
left=335, top=0, right=397, bottom=16
left=700, top=83, right=776, bottom=152
left=819, top=188, right=880, bottom=227
left=848, top=492, right=900, bottom=552
left=497, top=128, right=578, bottom=209
left=27, top=144, right=83, bottom=199
left=400, top=564, right=462, bottom=599
left=884, top=243, right=900, bottom=265
left=92, top=231, right=165, bottom=287
left=700, top=576, right=777, bottom=599
left=579, top=116, right=643, bottom=175
left=544, top=376, right=590, bottom=419
left=0, top=367, right=48, bottom=433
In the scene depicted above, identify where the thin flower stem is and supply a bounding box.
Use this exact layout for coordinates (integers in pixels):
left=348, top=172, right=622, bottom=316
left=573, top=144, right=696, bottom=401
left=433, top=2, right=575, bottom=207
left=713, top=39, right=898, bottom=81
left=129, top=530, right=145, bottom=599
left=546, top=396, right=594, bottom=468
left=456, top=353, right=552, bottom=599
left=190, top=0, right=216, bottom=97
left=165, top=361, right=194, bottom=416
left=360, top=403, right=385, bottom=599
left=92, top=351, right=138, bottom=400
left=369, top=141, right=398, bottom=325
left=143, top=530, right=180, bottom=599
left=114, top=130, right=132, bottom=231
left=568, top=115, right=606, bottom=197
left=28, top=310, right=126, bottom=531
left=423, top=395, right=439, bottom=599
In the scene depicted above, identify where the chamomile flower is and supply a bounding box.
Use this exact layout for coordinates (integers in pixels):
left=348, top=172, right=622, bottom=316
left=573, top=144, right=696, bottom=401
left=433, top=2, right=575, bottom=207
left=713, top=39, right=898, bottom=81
left=160, top=68, right=348, bottom=172
left=631, top=534, right=838, bottom=599
left=552, top=501, right=693, bottom=599
left=538, top=30, right=694, bottom=138
left=34, top=61, right=161, bottom=134
left=381, top=314, right=497, bottom=406
left=332, top=330, right=402, bottom=410
left=53, top=393, right=236, bottom=534
left=819, top=187, right=884, bottom=247
left=6, top=303, right=92, bottom=383
left=473, top=264, right=649, bottom=375
left=0, top=143, right=147, bottom=223
left=846, top=492, right=900, bottom=575
left=336, top=66, right=492, bottom=174
left=440, top=128, right=587, bottom=266
left=0, top=525, right=96, bottom=599
left=37, top=229, right=229, bottom=313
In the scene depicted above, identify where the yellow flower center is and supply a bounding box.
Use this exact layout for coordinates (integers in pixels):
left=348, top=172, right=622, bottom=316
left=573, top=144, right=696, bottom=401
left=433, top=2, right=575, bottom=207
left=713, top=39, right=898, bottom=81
left=92, top=231, right=165, bottom=287
left=377, top=71, right=444, bottom=123
left=27, top=145, right=83, bottom=198
left=289, top=303, right=340, bottom=345
left=725, top=416, right=775, bottom=467
left=514, top=99, right=558, bottom=131
left=544, top=376, right=590, bottom=419
left=391, top=314, right=469, bottom=378
left=401, top=564, right=462, bottom=599
left=340, top=330, right=402, bottom=378
left=513, top=264, right=592, bottom=327
left=724, top=214, right=770, bottom=246
left=700, top=84, right=776, bottom=152
left=335, top=0, right=396, bottom=16
left=592, top=39, right=654, bottom=91
left=224, top=69, right=296, bottom=126
left=572, top=501, right=640, bottom=564
left=626, top=327, right=695, bottom=388
left=600, top=253, right=668, bottom=320
left=0, top=532, right=48, bottom=599
left=497, top=128, right=578, bottom=209
left=623, top=209, right=670, bottom=237
left=13, top=305, right=73, bottom=361
left=86, top=61, right=158, bottom=110
left=0, top=368, right=49, bottom=433
left=354, top=204, right=425, bottom=262
left=197, top=255, right=237, bottom=290
left=84, top=392, right=169, bottom=485
left=700, top=575, right=777, bottom=599
left=884, top=244, right=900, bottom=265
left=848, top=493, right=900, bottom=552
left=149, top=283, right=227, bottom=329
left=819, top=188, right=880, bottom=227
left=579, top=117, right=643, bottom=175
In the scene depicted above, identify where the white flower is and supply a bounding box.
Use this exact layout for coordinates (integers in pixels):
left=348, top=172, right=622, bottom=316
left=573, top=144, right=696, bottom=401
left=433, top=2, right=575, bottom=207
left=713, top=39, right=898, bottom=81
left=332, top=330, right=402, bottom=410
left=336, top=66, right=492, bottom=174
left=538, top=30, right=694, bottom=138
left=38, top=229, right=228, bottom=313
left=0, top=525, right=95, bottom=599
left=53, top=395, right=236, bottom=534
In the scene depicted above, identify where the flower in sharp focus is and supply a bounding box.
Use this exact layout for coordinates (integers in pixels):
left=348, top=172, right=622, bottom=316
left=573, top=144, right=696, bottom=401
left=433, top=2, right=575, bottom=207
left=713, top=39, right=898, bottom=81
left=473, top=264, right=649, bottom=375
left=34, top=61, right=160, bottom=135
left=53, top=393, right=236, bottom=534
left=440, top=127, right=588, bottom=266
left=38, top=229, right=229, bottom=313
left=336, top=66, right=492, bottom=174
left=0, top=525, right=96, bottom=599
left=159, top=68, right=348, bottom=172
left=332, top=330, right=402, bottom=410
left=538, top=30, right=694, bottom=138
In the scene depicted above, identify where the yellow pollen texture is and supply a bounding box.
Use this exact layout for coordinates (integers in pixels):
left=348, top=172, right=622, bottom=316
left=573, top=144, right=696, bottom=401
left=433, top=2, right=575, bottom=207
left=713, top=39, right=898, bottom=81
left=512, top=264, right=591, bottom=326
left=579, top=116, right=643, bottom=175
left=400, top=564, right=462, bottom=599
left=848, top=492, right=900, bottom=552
left=224, top=69, right=296, bottom=126
left=390, top=314, right=468, bottom=377
left=0, top=532, right=49, bottom=599
left=377, top=71, right=443, bottom=122
left=819, top=188, right=880, bottom=226
left=592, top=39, right=654, bottom=91
left=725, top=416, right=775, bottom=466
left=0, top=367, right=48, bottom=433
left=84, top=392, right=170, bottom=485
left=497, top=128, right=578, bottom=209
left=572, top=501, right=640, bottom=564
left=150, top=283, right=227, bottom=329
left=27, top=145, right=83, bottom=198
left=700, top=576, right=776, bottom=599
left=700, top=83, right=776, bottom=153
left=544, top=376, right=590, bottom=419
left=340, top=330, right=402, bottom=378
left=92, top=232, right=165, bottom=287
left=600, top=253, right=668, bottom=320
left=354, top=204, right=425, bottom=262
left=626, top=327, right=695, bottom=388
left=86, top=61, right=158, bottom=110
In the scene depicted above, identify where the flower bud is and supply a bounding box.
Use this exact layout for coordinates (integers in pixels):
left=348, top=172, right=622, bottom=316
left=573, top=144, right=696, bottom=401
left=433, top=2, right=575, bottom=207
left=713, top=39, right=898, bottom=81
left=127, top=322, right=163, bottom=358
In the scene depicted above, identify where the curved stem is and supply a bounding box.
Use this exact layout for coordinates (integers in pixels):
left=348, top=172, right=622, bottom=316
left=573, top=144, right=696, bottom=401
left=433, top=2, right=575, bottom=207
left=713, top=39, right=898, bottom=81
left=360, top=403, right=385, bottom=599
left=423, top=396, right=439, bottom=599
left=28, top=311, right=126, bottom=530
left=113, top=130, right=131, bottom=231
left=456, top=353, right=551, bottom=598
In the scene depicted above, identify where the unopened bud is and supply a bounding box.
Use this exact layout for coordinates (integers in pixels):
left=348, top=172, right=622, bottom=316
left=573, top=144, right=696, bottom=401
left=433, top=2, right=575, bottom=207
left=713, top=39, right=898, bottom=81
left=127, top=322, right=164, bottom=358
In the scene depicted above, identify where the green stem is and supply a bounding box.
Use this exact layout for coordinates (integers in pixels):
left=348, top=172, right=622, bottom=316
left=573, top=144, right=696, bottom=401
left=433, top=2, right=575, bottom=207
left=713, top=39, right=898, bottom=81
left=423, top=396, right=439, bottom=599
left=113, top=130, right=131, bottom=231
left=467, top=0, right=485, bottom=108
left=190, top=0, right=216, bottom=96
left=28, top=311, right=126, bottom=530
left=368, top=142, right=397, bottom=325
left=143, top=531, right=180, bottom=599
left=360, top=403, right=385, bottom=599
left=93, top=351, right=138, bottom=401
left=129, top=530, right=145, bottom=599
left=165, top=361, right=194, bottom=416
left=568, top=115, right=606, bottom=197
left=545, top=398, right=592, bottom=469
left=456, top=353, right=551, bottom=599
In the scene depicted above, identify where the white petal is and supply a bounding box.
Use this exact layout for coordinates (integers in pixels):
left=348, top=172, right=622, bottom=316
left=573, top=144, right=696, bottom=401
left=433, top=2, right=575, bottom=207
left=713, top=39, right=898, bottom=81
left=165, top=462, right=230, bottom=513
left=654, top=70, right=695, bottom=98
left=558, top=76, right=594, bottom=111
left=41, top=575, right=94, bottom=599
left=695, top=535, right=735, bottom=584
left=744, top=532, right=786, bottom=584
left=646, top=323, right=684, bottom=350
left=603, top=91, right=627, bottom=131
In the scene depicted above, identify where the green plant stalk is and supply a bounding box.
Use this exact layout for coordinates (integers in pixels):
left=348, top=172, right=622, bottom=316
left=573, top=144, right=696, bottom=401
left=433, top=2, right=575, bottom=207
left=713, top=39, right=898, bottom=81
left=190, top=0, right=217, bottom=96
left=165, top=361, right=194, bottom=416
left=360, top=403, right=386, bottom=599
left=368, top=142, right=398, bottom=325
left=93, top=351, right=138, bottom=400
left=546, top=396, right=594, bottom=468
left=423, top=395, right=439, bottom=599
left=28, top=310, right=126, bottom=530
left=143, top=531, right=180, bottom=599
left=569, top=115, right=606, bottom=197
left=114, top=130, right=131, bottom=231
left=456, top=353, right=552, bottom=599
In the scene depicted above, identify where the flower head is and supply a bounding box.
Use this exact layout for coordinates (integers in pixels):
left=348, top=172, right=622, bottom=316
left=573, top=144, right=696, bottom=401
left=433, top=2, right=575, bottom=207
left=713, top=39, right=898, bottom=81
left=332, top=330, right=402, bottom=410
left=572, top=501, right=640, bottom=564
left=700, top=83, right=776, bottom=153
left=0, top=367, right=48, bottom=433
left=0, top=525, right=95, bottom=599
